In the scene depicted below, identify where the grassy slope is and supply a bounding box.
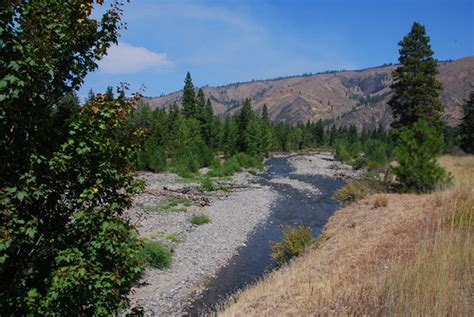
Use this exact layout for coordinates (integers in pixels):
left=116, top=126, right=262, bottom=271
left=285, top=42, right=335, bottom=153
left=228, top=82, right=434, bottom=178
left=220, top=155, right=473, bottom=316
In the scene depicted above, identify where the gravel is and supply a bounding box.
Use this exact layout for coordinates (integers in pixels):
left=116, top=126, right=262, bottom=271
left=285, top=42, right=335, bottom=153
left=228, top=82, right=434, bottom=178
left=126, top=171, right=276, bottom=316
left=289, top=151, right=362, bottom=179
left=269, top=177, right=321, bottom=195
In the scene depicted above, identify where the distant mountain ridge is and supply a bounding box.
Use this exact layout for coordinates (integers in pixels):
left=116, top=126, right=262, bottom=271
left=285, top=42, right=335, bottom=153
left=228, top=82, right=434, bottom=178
left=147, top=56, right=474, bottom=129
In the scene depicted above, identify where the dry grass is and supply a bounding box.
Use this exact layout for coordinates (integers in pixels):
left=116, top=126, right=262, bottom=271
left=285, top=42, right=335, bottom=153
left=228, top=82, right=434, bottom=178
left=219, top=155, right=473, bottom=317
left=373, top=194, right=388, bottom=208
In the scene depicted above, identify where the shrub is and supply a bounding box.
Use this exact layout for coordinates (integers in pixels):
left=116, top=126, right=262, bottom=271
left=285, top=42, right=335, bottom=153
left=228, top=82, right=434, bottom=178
left=333, top=180, right=370, bottom=203
left=201, top=177, right=216, bottom=192
left=335, top=139, right=351, bottom=162
left=364, top=139, right=389, bottom=169
left=207, top=153, right=262, bottom=177
left=374, top=195, right=388, bottom=208
left=393, top=119, right=450, bottom=193
left=139, top=241, right=174, bottom=269
left=165, top=233, right=181, bottom=243
left=270, top=224, right=313, bottom=267
left=190, top=214, right=211, bottom=225
left=136, top=138, right=167, bottom=172
left=191, top=140, right=215, bottom=168
left=333, top=181, right=370, bottom=203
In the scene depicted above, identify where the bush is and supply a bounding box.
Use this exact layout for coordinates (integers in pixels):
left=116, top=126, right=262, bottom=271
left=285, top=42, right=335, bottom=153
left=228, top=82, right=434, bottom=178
left=270, top=224, right=313, bottom=267
left=393, top=119, right=450, bottom=193
left=333, top=180, right=370, bottom=203
left=190, top=214, right=210, bottom=225
left=191, top=140, right=214, bottom=168
left=373, top=194, right=388, bottom=208
left=364, top=139, right=389, bottom=169
left=207, top=153, right=262, bottom=177
left=335, top=139, right=351, bottom=162
left=139, top=241, right=174, bottom=269
left=136, top=138, right=167, bottom=172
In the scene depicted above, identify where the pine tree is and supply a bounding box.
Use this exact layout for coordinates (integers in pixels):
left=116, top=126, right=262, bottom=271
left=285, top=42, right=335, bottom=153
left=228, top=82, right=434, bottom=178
left=314, top=119, right=325, bottom=146
left=195, top=88, right=206, bottom=118
left=459, top=92, right=474, bottom=153
left=182, top=72, right=196, bottom=118
left=237, top=98, right=253, bottom=152
left=201, top=98, right=215, bottom=146
left=329, top=125, right=338, bottom=146
left=244, top=117, right=263, bottom=156
left=105, top=86, right=114, bottom=101
left=87, top=88, right=95, bottom=103
left=260, top=104, right=273, bottom=156
left=261, top=104, right=270, bottom=122
left=388, top=22, right=443, bottom=131
left=222, top=117, right=238, bottom=156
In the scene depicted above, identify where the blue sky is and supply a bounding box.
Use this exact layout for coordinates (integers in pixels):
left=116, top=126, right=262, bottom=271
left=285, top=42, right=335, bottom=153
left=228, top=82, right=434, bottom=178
left=80, top=0, right=473, bottom=100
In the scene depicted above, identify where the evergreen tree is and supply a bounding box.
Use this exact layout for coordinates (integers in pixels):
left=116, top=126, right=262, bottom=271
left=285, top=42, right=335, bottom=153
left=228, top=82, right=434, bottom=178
left=195, top=88, right=206, bottom=118
left=222, top=117, right=238, bottom=156
left=237, top=98, right=253, bottom=152
left=105, top=86, right=114, bottom=101
left=261, top=104, right=270, bottom=122
left=87, top=88, right=95, bottom=103
left=313, top=119, right=325, bottom=146
left=459, top=92, right=474, bottom=153
left=244, top=117, right=263, bottom=156
left=393, top=119, right=447, bottom=193
left=329, top=125, right=338, bottom=146
left=260, top=104, right=273, bottom=156
left=182, top=72, right=196, bottom=118
left=389, top=22, right=447, bottom=192
left=388, top=22, right=444, bottom=131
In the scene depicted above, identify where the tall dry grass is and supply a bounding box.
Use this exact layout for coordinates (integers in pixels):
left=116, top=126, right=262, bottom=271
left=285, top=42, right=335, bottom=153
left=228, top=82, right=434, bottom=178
left=219, top=155, right=473, bottom=316
left=369, top=155, right=473, bottom=316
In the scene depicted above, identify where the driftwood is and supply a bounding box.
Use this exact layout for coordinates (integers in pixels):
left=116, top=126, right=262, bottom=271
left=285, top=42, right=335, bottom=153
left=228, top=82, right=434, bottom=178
left=143, top=187, right=210, bottom=207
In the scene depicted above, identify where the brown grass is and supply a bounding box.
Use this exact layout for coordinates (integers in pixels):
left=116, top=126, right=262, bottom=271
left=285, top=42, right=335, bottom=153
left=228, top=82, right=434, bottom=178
left=373, top=194, right=388, bottom=208
left=219, top=155, right=473, bottom=316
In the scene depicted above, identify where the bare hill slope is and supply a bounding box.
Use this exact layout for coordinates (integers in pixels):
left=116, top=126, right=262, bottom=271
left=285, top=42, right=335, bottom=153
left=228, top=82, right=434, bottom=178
left=148, top=56, right=474, bottom=129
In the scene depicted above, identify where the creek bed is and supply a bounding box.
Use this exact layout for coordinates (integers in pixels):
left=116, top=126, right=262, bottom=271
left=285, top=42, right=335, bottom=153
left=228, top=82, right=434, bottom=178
left=186, top=156, right=345, bottom=315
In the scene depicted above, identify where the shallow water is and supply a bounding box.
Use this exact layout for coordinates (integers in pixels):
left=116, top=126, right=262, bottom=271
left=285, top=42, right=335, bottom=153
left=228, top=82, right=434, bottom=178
left=186, top=156, right=345, bottom=315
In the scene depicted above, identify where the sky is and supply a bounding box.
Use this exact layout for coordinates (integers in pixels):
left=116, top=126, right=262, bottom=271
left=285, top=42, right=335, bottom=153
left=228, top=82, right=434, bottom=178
left=80, top=0, right=474, bottom=100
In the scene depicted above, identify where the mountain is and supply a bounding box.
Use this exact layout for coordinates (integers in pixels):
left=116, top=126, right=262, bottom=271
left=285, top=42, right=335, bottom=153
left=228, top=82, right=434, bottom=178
left=147, top=56, right=474, bottom=129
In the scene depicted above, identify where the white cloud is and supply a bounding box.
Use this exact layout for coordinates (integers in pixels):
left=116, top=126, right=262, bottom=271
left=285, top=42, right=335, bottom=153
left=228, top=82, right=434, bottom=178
left=98, top=42, right=173, bottom=74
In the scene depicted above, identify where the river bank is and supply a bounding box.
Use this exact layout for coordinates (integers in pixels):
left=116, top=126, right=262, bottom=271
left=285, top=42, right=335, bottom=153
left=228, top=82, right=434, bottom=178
left=126, top=151, right=355, bottom=315
left=126, top=171, right=275, bottom=315
left=219, top=155, right=473, bottom=316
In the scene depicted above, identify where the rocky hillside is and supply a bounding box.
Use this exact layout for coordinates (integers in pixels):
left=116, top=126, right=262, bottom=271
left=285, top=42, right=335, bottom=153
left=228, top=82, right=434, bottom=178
left=147, top=56, right=474, bottom=129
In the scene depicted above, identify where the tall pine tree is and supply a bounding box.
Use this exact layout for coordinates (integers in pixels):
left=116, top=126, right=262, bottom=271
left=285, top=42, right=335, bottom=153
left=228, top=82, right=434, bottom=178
left=388, top=22, right=443, bottom=131
left=182, top=72, right=196, bottom=118
left=390, top=22, right=447, bottom=192
left=459, top=92, right=474, bottom=153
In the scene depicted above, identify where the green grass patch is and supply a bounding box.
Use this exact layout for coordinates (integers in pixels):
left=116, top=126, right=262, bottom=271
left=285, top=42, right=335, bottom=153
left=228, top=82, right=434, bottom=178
left=145, top=197, right=192, bottom=212
left=139, top=240, right=174, bottom=269
left=201, top=177, right=216, bottom=192
left=190, top=213, right=211, bottom=225
left=165, top=233, right=181, bottom=243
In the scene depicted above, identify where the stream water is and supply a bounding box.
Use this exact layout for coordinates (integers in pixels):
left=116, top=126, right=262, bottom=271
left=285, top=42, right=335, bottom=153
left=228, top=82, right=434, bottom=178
left=186, top=156, right=345, bottom=315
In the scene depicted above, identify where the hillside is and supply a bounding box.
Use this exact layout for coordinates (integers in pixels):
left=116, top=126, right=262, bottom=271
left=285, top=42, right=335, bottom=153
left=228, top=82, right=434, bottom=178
left=147, top=56, right=474, bottom=129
